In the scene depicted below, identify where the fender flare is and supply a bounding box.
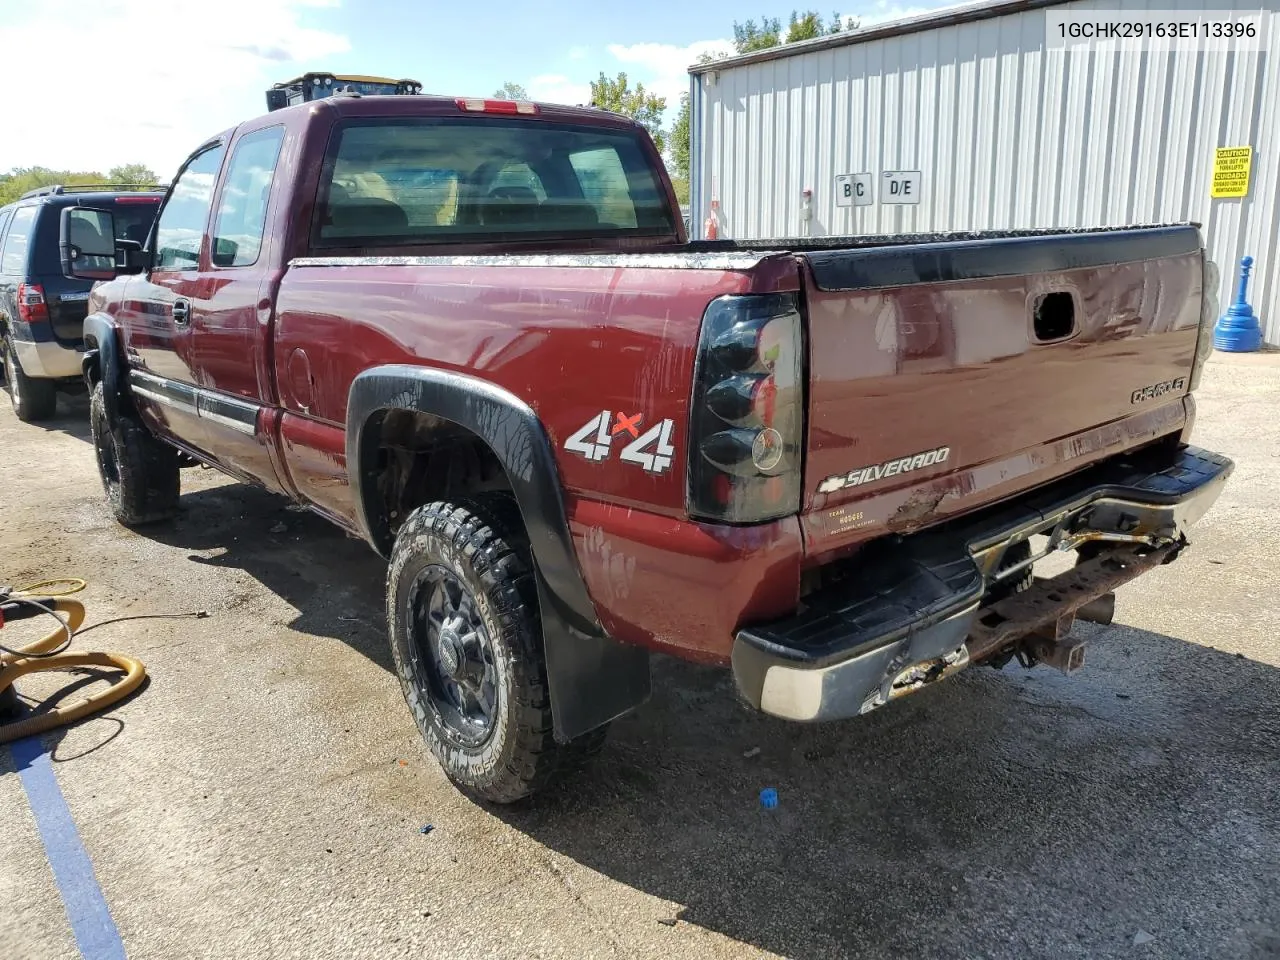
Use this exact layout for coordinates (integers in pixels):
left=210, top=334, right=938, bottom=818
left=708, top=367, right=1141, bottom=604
left=346, top=364, right=650, bottom=741
left=81, top=312, right=130, bottom=422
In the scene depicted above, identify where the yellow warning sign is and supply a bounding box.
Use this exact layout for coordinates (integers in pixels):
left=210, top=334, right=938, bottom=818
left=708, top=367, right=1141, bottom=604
left=1212, top=146, right=1252, bottom=199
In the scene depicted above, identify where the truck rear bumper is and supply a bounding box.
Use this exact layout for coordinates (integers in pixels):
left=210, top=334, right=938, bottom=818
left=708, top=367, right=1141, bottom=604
left=731, top=445, right=1232, bottom=722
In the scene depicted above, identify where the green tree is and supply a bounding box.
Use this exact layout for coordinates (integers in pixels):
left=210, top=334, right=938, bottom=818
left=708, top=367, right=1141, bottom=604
left=107, top=163, right=159, bottom=185
left=733, top=11, right=855, bottom=53
left=0, top=163, right=162, bottom=204
left=590, top=72, right=667, bottom=154
left=733, top=17, right=782, bottom=53
left=493, top=81, right=529, bottom=100
left=0, top=167, right=108, bottom=205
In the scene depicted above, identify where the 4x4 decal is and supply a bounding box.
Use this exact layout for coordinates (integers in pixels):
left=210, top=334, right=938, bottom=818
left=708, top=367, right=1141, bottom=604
left=565, top=410, right=676, bottom=474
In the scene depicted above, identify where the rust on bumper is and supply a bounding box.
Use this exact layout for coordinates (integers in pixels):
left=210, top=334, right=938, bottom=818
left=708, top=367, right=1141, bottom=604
left=965, top=542, right=1180, bottom=664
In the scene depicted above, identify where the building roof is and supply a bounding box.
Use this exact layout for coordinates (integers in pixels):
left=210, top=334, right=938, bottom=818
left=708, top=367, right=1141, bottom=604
left=688, top=0, right=1073, bottom=75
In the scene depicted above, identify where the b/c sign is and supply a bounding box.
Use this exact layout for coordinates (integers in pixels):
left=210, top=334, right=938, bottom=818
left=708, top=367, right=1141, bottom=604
left=835, top=173, right=872, bottom=207
left=882, top=170, right=922, bottom=204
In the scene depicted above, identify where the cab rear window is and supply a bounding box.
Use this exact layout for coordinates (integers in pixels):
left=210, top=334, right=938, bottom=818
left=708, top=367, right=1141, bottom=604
left=314, top=117, right=675, bottom=245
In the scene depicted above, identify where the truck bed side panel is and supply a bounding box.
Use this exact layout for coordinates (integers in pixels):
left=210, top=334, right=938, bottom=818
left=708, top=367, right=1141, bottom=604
left=272, top=260, right=781, bottom=520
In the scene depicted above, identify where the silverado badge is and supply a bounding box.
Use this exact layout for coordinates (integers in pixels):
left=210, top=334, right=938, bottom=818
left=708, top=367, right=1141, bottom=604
left=818, top=446, right=951, bottom=493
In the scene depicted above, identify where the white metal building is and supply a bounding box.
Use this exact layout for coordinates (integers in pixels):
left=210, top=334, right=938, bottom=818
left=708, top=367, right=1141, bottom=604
left=689, top=0, right=1280, bottom=344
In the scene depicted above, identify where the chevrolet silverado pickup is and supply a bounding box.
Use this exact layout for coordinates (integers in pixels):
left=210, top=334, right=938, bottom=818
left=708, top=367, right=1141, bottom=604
left=61, top=93, right=1232, bottom=802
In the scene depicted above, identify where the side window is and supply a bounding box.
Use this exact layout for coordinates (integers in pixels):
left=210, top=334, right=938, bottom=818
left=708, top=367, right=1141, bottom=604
left=0, top=210, right=12, bottom=254
left=1, top=207, right=38, bottom=275
left=211, top=127, right=285, bottom=267
left=154, top=144, right=227, bottom=271
left=568, top=149, right=638, bottom=228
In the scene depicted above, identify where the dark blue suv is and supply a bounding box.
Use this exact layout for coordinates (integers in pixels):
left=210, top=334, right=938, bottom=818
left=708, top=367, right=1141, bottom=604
left=0, top=186, right=162, bottom=421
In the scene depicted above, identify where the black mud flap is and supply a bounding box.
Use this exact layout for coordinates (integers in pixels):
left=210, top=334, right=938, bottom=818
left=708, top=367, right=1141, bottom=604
left=347, top=365, right=651, bottom=741
left=534, top=579, right=651, bottom=743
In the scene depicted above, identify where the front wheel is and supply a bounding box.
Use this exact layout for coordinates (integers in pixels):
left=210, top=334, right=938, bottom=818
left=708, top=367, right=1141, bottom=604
left=90, top=382, right=180, bottom=526
left=387, top=497, right=606, bottom=803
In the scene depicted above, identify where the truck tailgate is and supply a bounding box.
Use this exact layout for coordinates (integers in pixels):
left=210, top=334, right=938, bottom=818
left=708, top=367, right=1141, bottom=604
left=798, top=225, right=1210, bottom=556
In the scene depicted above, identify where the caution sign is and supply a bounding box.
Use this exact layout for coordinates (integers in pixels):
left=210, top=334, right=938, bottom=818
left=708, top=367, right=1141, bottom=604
left=1212, top=146, right=1252, bottom=198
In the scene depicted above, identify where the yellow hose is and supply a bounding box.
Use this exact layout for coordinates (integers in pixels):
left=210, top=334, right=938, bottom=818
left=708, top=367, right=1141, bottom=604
left=14, top=578, right=89, bottom=598
left=0, top=583, right=148, bottom=745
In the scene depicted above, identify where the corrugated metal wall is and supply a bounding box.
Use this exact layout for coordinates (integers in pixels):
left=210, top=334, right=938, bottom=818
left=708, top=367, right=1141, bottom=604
left=692, top=0, right=1280, bottom=344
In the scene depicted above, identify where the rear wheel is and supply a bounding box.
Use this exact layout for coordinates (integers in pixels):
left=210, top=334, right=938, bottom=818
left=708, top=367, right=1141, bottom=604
left=90, top=382, right=180, bottom=526
left=387, top=497, right=607, bottom=803
left=2, top=335, right=57, bottom=422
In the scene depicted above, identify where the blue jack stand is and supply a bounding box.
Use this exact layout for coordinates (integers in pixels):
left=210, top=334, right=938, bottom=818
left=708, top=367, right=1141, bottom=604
left=1214, top=255, right=1263, bottom=352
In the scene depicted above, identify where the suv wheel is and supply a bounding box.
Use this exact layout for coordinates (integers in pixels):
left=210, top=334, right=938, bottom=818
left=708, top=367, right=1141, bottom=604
left=387, top=497, right=607, bottom=803
left=90, top=382, right=180, bottom=525
left=2, top=335, right=57, bottom=422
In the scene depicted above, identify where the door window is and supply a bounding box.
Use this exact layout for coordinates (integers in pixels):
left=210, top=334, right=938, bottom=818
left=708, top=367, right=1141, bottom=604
left=154, top=145, right=226, bottom=271
left=211, top=127, right=285, bottom=267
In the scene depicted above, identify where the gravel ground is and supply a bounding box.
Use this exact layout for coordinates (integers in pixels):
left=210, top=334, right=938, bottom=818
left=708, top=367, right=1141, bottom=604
left=1, top=353, right=1278, bottom=960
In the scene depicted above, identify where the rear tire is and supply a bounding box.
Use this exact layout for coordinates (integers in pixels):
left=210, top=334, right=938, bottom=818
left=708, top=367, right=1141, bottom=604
left=387, top=496, right=607, bottom=803
left=2, top=335, right=57, bottom=423
left=90, top=382, right=180, bottom=526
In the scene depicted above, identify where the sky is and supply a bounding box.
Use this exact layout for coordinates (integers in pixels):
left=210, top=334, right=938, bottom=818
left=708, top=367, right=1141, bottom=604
left=1, top=0, right=949, bottom=179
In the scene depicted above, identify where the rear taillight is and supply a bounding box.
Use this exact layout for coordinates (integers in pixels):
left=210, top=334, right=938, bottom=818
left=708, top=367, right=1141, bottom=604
left=688, top=293, right=805, bottom=523
left=455, top=98, right=538, bottom=115
left=1190, top=255, right=1220, bottom=392
left=17, top=283, right=48, bottom=325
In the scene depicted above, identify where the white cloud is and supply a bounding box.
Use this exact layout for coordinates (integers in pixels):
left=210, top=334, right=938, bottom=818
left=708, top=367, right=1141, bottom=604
left=605, top=39, right=734, bottom=111
left=527, top=74, right=592, bottom=108
left=1, top=0, right=348, bottom=177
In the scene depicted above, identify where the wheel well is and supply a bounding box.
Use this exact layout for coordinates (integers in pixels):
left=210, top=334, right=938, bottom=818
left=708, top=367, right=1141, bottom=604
left=368, top=408, right=514, bottom=540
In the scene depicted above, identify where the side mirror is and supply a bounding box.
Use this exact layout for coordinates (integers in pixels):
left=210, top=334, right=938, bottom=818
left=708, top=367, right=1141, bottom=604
left=60, top=206, right=118, bottom=281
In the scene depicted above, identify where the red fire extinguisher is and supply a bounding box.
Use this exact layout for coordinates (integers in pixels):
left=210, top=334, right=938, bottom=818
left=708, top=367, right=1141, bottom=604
left=704, top=199, right=720, bottom=240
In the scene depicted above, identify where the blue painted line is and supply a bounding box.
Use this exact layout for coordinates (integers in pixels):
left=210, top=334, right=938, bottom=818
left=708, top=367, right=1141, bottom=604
left=9, top=736, right=126, bottom=960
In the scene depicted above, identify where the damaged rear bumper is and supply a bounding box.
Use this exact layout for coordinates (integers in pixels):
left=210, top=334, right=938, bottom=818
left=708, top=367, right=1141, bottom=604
left=731, top=445, right=1232, bottom=722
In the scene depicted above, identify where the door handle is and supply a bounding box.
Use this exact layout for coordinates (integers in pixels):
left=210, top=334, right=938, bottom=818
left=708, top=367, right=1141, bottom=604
left=172, top=297, right=190, bottom=326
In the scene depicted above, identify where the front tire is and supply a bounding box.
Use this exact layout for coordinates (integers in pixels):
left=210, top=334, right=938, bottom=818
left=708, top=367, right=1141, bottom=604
left=90, top=382, right=180, bottom=526
left=387, top=497, right=605, bottom=803
left=2, top=335, right=57, bottom=422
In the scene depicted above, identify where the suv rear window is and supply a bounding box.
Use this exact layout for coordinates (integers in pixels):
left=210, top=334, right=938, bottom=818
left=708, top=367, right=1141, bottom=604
left=315, top=118, right=675, bottom=245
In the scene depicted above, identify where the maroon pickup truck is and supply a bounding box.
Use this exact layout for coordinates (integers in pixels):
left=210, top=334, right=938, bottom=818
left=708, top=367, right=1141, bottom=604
left=61, top=93, right=1231, bottom=802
